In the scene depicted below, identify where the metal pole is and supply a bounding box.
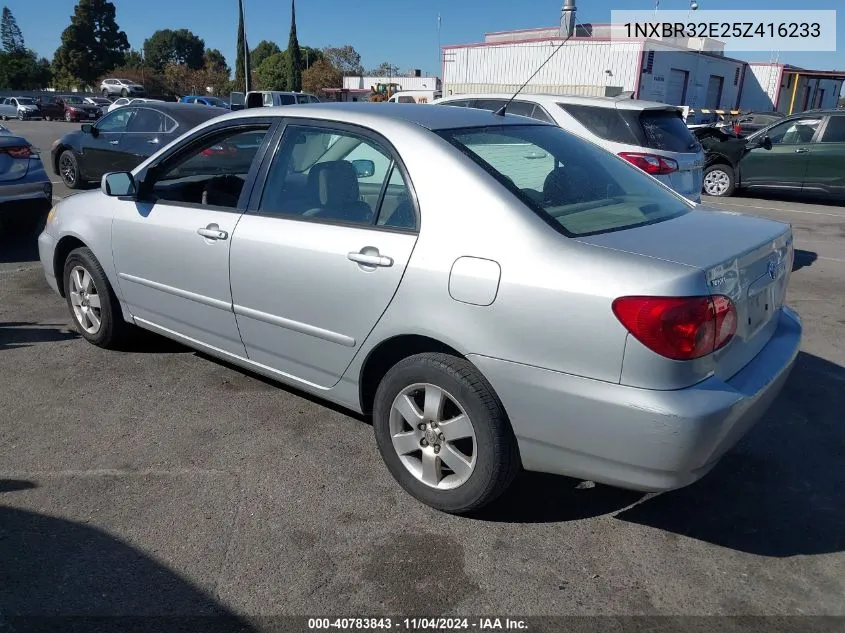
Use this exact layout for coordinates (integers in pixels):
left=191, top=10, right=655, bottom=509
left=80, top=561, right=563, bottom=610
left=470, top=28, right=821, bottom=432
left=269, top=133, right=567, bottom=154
left=788, top=72, right=799, bottom=114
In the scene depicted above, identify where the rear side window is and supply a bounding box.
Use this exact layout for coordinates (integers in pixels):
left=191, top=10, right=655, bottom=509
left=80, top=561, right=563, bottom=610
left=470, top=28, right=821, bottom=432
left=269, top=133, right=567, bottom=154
left=820, top=116, right=845, bottom=143
left=558, top=104, right=639, bottom=145
left=278, top=94, right=296, bottom=105
left=635, top=110, right=701, bottom=153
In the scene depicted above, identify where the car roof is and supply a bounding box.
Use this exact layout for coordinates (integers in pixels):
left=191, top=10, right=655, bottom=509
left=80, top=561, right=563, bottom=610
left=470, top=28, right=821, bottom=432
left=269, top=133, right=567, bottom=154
left=433, top=92, right=679, bottom=111
left=126, top=102, right=229, bottom=125
left=218, top=101, right=553, bottom=131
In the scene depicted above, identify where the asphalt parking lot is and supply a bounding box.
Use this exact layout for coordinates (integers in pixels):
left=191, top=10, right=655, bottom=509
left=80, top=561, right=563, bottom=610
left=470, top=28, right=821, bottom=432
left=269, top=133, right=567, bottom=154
left=1, top=120, right=844, bottom=626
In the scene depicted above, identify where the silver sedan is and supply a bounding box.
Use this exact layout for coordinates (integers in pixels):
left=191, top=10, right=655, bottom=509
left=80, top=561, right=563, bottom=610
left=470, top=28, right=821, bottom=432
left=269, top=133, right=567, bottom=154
left=37, top=103, right=802, bottom=514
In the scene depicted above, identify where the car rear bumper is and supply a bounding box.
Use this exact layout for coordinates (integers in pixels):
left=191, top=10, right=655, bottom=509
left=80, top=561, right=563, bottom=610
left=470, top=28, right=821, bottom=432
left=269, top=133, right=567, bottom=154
left=0, top=179, right=52, bottom=207
left=468, top=306, right=801, bottom=492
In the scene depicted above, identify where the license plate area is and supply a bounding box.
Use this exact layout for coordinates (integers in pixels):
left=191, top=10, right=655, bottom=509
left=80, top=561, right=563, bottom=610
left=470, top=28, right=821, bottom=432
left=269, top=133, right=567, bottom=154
left=747, top=281, right=782, bottom=337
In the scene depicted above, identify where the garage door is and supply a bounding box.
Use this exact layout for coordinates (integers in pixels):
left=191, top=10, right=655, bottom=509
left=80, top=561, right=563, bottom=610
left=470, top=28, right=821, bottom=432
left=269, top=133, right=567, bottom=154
left=705, top=75, right=724, bottom=109
left=665, top=69, right=688, bottom=105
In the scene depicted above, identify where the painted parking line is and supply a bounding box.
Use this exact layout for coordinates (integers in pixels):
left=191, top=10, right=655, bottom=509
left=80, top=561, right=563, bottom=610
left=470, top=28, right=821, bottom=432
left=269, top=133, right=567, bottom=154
left=705, top=200, right=845, bottom=218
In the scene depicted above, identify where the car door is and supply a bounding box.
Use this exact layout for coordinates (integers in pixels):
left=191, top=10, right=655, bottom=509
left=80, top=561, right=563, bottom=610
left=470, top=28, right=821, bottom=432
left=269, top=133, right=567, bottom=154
left=739, top=116, right=822, bottom=188
left=120, top=107, right=176, bottom=171
left=110, top=119, right=276, bottom=356
left=800, top=114, right=845, bottom=195
left=0, top=98, right=14, bottom=118
left=229, top=121, right=420, bottom=388
left=80, top=107, right=136, bottom=179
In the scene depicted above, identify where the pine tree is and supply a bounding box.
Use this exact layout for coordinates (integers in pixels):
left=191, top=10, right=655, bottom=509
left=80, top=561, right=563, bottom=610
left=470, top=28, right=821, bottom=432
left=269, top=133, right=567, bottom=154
left=234, top=0, right=250, bottom=93
left=1, top=7, right=25, bottom=53
left=286, top=0, right=302, bottom=92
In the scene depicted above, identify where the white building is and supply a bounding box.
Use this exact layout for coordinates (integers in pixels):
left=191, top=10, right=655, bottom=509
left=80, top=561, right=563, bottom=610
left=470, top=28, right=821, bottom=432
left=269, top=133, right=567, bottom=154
left=324, top=71, right=442, bottom=102
left=442, top=18, right=845, bottom=118
left=739, top=63, right=844, bottom=113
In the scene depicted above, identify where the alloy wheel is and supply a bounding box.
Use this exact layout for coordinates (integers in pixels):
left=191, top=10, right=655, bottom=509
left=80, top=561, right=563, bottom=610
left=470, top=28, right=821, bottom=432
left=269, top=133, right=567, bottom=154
left=704, top=169, right=731, bottom=196
left=68, top=265, right=103, bottom=335
left=65, top=111, right=72, bottom=122
left=60, top=154, right=76, bottom=186
left=388, top=383, right=477, bottom=490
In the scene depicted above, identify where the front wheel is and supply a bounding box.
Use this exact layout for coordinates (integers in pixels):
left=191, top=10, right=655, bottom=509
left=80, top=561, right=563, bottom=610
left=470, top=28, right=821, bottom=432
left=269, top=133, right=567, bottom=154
left=702, top=164, right=736, bottom=197
left=63, top=247, right=131, bottom=349
left=59, top=150, right=81, bottom=189
left=373, top=353, right=521, bottom=514
left=121, top=88, right=129, bottom=97
left=102, top=89, right=109, bottom=98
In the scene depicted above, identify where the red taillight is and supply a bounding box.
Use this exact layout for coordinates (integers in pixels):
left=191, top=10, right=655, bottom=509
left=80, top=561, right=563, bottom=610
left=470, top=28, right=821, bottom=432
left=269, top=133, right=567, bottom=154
left=1, top=146, right=33, bottom=159
left=733, top=123, right=742, bottom=135
left=200, top=145, right=236, bottom=157
left=612, top=295, right=737, bottom=361
left=618, top=152, right=679, bottom=175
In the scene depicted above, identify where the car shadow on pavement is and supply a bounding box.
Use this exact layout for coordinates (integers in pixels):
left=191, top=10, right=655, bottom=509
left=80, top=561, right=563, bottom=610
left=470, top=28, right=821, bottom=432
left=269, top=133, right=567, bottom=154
left=614, top=351, right=845, bottom=557
left=0, top=321, right=78, bottom=351
left=793, top=249, right=818, bottom=271
left=0, top=480, right=257, bottom=633
left=734, top=189, right=845, bottom=208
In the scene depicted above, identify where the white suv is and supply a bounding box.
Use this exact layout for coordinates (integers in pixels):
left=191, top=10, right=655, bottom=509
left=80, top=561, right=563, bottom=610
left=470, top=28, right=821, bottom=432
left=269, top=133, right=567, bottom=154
left=100, top=78, right=146, bottom=98
left=432, top=93, right=705, bottom=202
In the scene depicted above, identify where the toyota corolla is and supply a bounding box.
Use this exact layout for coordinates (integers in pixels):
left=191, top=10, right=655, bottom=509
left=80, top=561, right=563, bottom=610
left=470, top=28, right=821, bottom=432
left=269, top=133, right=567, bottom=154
left=38, top=103, right=801, bottom=514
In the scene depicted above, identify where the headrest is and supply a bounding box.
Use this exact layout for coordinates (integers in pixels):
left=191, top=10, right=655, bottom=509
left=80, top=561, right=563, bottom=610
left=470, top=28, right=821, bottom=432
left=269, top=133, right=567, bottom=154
left=308, top=160, right=360, bottom=207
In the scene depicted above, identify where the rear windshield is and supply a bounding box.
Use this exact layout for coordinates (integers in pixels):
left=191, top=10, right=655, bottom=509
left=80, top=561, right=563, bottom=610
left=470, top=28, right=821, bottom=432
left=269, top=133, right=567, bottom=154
left=635, top=110, right=701, bottom=153
left=436, top=124, right=692, bottom=238
left=557, top=104, right=640, bottom=145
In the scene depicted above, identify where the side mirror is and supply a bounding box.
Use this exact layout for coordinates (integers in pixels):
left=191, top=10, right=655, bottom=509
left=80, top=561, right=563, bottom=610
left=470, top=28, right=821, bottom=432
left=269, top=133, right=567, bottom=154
left=352, top=159, right=375, bottom=178
left=749, top=135, right=772, bottom=150
left=80, top=123, right=98, bottom=137
left=101, top=172, right=136, bottom=197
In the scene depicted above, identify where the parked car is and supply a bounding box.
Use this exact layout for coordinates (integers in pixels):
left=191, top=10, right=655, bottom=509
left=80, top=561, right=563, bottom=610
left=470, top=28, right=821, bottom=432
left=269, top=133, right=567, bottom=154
left=0, top=96, right=42, bottom=121
left=701, top=109, right=845, bottom=197
left=59, top=95, right=104, bottom=122
left=50, top=102, right=227, bottom=189
left=108, top=97, right=162, bottom=113
left=84, top=96, right=114, bottom=109
left=432, top=93, right=705, bottom=203
left=692, top=123, right=751, bottom=197
left=0, top=125, right=51, bottom=233
left=243, top=90, right=320, bottom=108
left=180, top=95, right=230, bottom=108
left=100, top=78, right=146, bottom=98
left=38, top=103, right=801, bottom=514
left=35, top=94, right=67, bottom=121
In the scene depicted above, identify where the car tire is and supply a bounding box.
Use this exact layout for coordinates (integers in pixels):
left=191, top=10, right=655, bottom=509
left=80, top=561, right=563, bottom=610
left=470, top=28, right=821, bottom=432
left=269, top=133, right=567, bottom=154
left=59, top=150, right=81, bottom=189
left=372, top=352, right=521, bottom=514
left=102, top=89, right=109, bottom=98
left=121, top=88, right=129, bottom=97
left=63, top=247, right=131, bottom=349
left=45, top=115, right=52, bottom=121
left=703, top=164, right=736, bottom=197
left=0, top=115, right=6, bottom=121
left=64, top=110, right=73, bottom=122
left=17, top=111, right=24, bottom=120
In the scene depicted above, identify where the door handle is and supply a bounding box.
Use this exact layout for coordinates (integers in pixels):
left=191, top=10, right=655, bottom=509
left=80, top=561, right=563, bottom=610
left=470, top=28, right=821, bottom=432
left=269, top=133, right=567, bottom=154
left=109, top=140, right=119, bottom=145
left=197, top=224, right=228, bottom=240
left=348, top=250, right=393, bottom=267
left=794, top=147, right=810, bottom=153
left=147, top=138, right=160, bottom=145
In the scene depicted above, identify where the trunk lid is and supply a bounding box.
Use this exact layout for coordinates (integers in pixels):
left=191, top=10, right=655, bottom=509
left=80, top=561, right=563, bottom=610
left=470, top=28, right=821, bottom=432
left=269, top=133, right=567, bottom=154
left=0, top=135, right=32, bottom=181
left=577, top=207, right=794, bottom=380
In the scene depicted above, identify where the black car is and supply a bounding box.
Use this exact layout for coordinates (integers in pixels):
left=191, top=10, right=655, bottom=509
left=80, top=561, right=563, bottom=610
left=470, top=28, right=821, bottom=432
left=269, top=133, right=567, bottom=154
left=51, top=102, right=228, bottom=189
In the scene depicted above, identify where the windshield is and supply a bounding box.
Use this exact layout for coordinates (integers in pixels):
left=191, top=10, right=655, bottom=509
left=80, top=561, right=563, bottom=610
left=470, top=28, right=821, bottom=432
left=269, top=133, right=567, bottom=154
left=436, top=124, right=692, bottom=238
left=17, top=98, right=35, bottom=105
left=63, top=96, right=83, bottom=104
left=205, top=97, right=227, bottom=107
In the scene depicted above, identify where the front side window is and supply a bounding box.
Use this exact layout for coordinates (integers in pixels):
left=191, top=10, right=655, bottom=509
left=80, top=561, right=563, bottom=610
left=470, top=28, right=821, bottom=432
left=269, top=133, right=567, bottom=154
left=437, top=124, right=691, bottom=238
left=258, top=125, right=412, bottom=227
left=97, top=108, right=135, bottom=132
left=145, top=125, right=271, bottom=208
left=766, top=118, right=821, bottom=145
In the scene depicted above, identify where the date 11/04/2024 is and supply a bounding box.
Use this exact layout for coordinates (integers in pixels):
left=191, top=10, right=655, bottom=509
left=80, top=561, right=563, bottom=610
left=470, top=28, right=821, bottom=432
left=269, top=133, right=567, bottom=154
left=307, top=617, right=529, bottom=630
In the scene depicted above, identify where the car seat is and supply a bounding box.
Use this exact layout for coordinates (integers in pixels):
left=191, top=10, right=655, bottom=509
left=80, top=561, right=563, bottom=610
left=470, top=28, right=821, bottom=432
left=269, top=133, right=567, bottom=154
left=302, top=160, right=373, bottom=223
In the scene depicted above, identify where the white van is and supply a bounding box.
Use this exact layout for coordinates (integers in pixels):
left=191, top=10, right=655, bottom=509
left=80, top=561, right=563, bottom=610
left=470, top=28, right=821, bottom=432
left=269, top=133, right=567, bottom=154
left=244, top=91, right=321, bottom=109
left=387, top=90, right=442, bottom=104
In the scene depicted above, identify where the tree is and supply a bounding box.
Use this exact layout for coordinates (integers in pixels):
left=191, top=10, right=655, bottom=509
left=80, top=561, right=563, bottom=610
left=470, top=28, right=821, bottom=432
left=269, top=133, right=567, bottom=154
left=0, top=49, right=50, bottom=89
left=368, top=62, right=400, bottom=77
left=52, top=0, right=130, bottom=87
left=302, top=58, right=341, bottom=97
left=250, top=40, right=280, bottom=69
left=204, top=49, right=228, bottom=75
left=256, top=52, right=287, bottom=91
left=234, top=0, right=250, bottom=93
left=322, top=45, right=363, bottom=76
left=285, top=0, right=302, bottom=91
left=143, top=28, right=205, bottom=72
left=1, top=7, right=24, bottom=53
left=299, top=46, right=322, bottom=71
left=123, top=49, right=144, bottom=69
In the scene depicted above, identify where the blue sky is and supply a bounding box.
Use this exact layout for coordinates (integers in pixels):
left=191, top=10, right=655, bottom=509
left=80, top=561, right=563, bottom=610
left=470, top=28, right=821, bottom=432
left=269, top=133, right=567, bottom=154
left=14, top=0, right=845, bottom=85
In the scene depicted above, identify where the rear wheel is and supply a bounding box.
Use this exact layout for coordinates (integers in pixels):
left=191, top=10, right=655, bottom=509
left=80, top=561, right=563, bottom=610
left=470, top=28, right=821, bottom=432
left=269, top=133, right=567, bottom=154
left=102, top=89, right=109, bottom=98
left=373, top=353, right=521, bottom=514
left=703, top=164, right=736, bottom=197
left=63, top=247, right=131, bottom=349
left=59, top=150, right=81, bottom=189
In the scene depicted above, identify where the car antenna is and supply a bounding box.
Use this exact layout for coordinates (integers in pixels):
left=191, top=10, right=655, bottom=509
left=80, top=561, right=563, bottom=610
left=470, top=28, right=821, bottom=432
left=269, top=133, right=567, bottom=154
left=495, top=0, right=578, bottom=117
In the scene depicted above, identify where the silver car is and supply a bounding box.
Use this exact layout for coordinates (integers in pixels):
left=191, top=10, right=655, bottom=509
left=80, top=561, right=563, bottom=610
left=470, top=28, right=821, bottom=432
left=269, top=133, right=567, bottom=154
left=0, top=96, right=42, bottom=121
left=38, top=103, right=801, bottom=514
left=0, top=125, right=52, bottom=232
